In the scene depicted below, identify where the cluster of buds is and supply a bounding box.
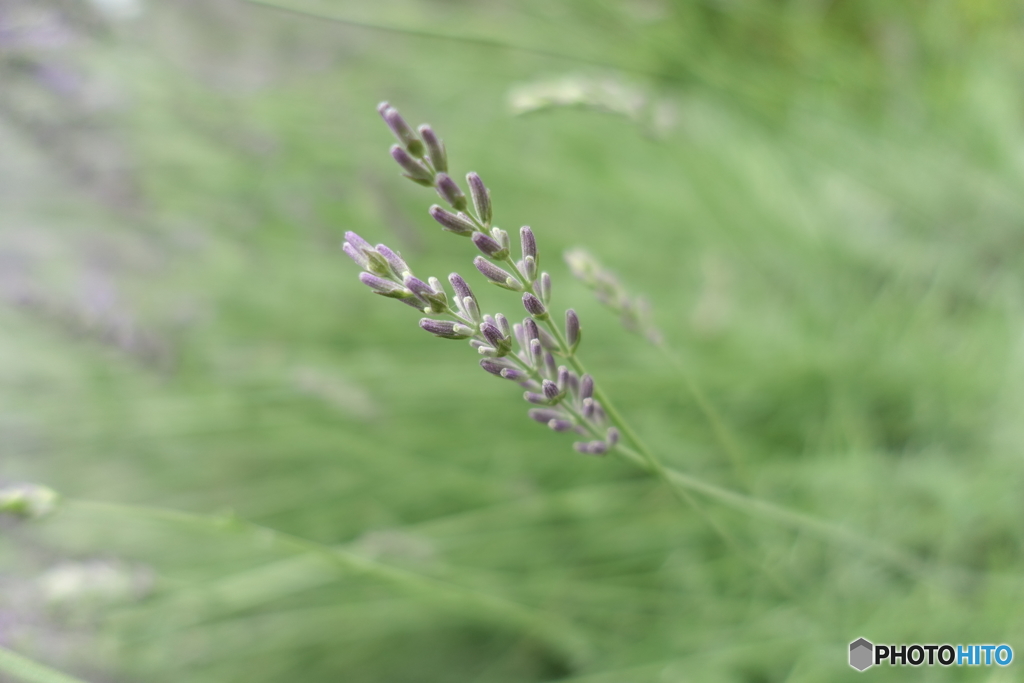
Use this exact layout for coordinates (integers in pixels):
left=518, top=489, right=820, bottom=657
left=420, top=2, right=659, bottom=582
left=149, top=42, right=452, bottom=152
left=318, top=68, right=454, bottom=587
left=564, top=248, right=662, bottom=345
left=345, top=102, right=620, bottom=456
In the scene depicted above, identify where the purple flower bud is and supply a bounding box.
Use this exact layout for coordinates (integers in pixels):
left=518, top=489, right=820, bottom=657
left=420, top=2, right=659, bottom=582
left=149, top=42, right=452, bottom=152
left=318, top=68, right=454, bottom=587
left=472, top=231, right=507, bottom=259
left=520, top=226, right=537, bottom=261
left=495, top=313, right=511, bottom=338
left=528, top=408, right=562, bottom=423
left=418, top=125, right=447, bottom=173
left=477, top=345, right=499, bottom=356
left=538, top=272, right=552, bottom=304
left=582, top=397, right=596, bottom=419
left=513, top=323, right=527, bottom=350
left=462, top=297, right=481, bottom=322
left=448, top=273, right=475, bottom=301
left=580, top=374, right=594, bottom=401
left=557, top=366, right=570, bottom=391
left=419, top=318, right=474, bottom=339
left=429, top=205, right=476, bottom=236
left=567, top=371, right=579, bottom=397
left=538, top=327, right=559, bottom=350
left=435, top=173, right=467, bottom=211
left=359, top=272, right=409, bottom=298
left=499, top=367, right=529, bottom=381
left=524, top=392, right=550, bottom=405
left=345, top=231, right=374, bottom=254
left=529, top=339, right=543, bottom=367
left=376, top=244, right=410, bottom=276
left=542, top=379, right=561, bottom=401
left=381, top=106, right=424, bottom=157
left=547, top=419, right=574, bottom=432
left=522, top=292, right=548, bottom=320
left=480, top=358, right=517, bottom=376
left=565, top=309, right=581, bottom=351
left=342, top=242, right=370, bottom=269
left=403, top=275, right=436, bottom=301
left=573, top=441, right=608, bottom=456
left=523, top=318, right=540, bottom=342
left=606, top=427, right=620, bottom=446
left=523, top=256, right=538, bottom=282
left=544, top=351, right=558, bottom=380
left=474, top=257, right=523, bottom=291
left=467, top=172, right=491, bottom=225
left=593, top=401, right=608, bottom=424
left=481, top=322, right=506, bottom=349
left=391, top=145, right=433, bottom=185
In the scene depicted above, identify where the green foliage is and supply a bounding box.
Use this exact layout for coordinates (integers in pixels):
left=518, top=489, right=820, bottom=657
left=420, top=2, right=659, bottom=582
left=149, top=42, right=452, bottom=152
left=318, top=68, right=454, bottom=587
left=2, top=1, right=1024, bottom=681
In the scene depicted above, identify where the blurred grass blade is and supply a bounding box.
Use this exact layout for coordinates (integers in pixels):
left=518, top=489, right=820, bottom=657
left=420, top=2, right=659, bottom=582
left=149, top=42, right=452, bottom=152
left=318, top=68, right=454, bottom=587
left=0, top=646, right=92, bottom=683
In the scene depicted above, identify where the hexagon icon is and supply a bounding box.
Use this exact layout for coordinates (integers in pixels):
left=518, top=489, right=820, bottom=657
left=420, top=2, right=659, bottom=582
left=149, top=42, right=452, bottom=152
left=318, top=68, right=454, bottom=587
left=849, top=638, right=874, bottom=671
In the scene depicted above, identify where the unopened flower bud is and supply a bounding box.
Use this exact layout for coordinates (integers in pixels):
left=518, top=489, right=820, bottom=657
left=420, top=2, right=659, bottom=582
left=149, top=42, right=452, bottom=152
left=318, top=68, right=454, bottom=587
left=391, top=145, right=433, bottom=186
left=538, top=272, right=552, bottom=304
left=606, top=427, right=620, bottom=446
left=342, top=242, right=370, bottom=269
left=418, top=125, right=447, bottom=173
left=573, top=441, right=608, bottom=456
left=429, top=205, right=476, bottom=236
left=474, top=257, right=523, bottom=291
left=524, top=392, right=550, bottom=405
left=448, top=272, right=476, bottom=301
left=435, top=173, right=467, bottom=211
left=580, top=374, right=594, bottom=401
left=547, top=419, right=574, bottom=432
left=520, top=226, right=537, bottom=261
left=467, top=172, right=491, bottom=225
left=495, top=313, right=511, bottom=337
left=360, top=272, right=411, bottom=299
left=529, top=339, right=543, bottom=368
left=480, top=358, right=517, bottom=376
left=528, top=408, right=562, bottom=423
left=472, top=232, right=508, bottom=260
left=381, top=105, right=425, bottom=157
left=419, top=318, right=474, bottom=339
left=537, top=327, right=559, bottom=351
left=376, top=244, right=410, bottom=277
left=544, top=351, right=558, bottom=379
left=565, top=309, right=581, bottom=352
left=557, top=366, right=570, bottom=391
left=542, top=379, right=561, bottom=401
left=499, top=367, right=529, bottom=381
left=481, top=322, right=510, bottom=354
left=345, top=231, right=374, bottom=254
left=523, top=318, right=540, bottom=342
left=522, top=293, right=548, bottom=320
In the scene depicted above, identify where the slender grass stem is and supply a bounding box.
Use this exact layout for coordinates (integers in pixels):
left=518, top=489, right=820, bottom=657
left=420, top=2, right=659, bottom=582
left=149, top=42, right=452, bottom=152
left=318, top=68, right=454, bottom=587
left=62, top=499, right=592, bottom=666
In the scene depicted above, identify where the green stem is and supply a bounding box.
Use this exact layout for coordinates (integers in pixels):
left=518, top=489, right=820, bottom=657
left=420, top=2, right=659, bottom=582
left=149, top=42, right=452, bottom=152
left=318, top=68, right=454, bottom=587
left=62, top=500, right=592, bottom=666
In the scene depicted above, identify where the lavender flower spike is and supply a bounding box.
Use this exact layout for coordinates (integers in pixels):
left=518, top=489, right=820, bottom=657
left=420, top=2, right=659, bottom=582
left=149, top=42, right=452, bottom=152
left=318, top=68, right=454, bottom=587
left=467, top=172, right=491, bottom=225
left=523, top=293, right=548, bottom=321
left=419, top=318, right=474, bottom=339
left=435, top=173, right=467, bottom=211
left=565, top=309, right=581, bottom=352
left=418, top=125, right=447, bottom=173
left=429, top=205, right=476, bottom=236
left=391, top=145, right=434, bottom=186
left=379, top=103, right=425, bottom=157
left=474, top=257, right=524, bottom=291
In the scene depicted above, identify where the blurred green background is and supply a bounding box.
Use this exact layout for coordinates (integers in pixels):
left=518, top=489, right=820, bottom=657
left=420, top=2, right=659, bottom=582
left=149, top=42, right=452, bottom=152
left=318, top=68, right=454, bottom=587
left=2, top=0, right=1024, bottom=681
